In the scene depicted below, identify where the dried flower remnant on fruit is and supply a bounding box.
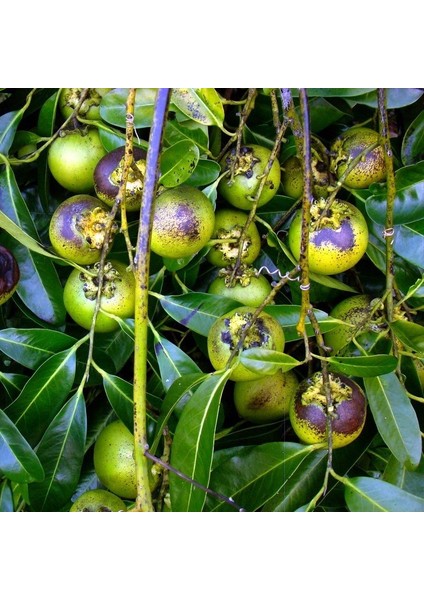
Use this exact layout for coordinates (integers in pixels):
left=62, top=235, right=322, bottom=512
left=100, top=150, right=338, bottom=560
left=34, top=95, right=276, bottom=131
left=214, top=225, right=251, bottom=263
left=225, top=146, right=260, bottom=182
left=80, top=261, right=122, bottom=301
left=76, top=206, right=118, bottom=250
left=300, top=372, right=352, bottom=412
left=221, top=311, right=270, bottom=351
left=219, top=265, right=259, bottom=288
left=110, top=157, right=146, bottom=200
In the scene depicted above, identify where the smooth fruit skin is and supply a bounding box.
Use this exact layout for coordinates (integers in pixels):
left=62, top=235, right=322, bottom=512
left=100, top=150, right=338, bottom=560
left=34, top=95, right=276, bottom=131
left=48, top=127, right=107, bottom=193
left=207, top=267, right=272, bottom=307
left=324, top=294, right=374, bottom=355
left=281, top=138, right=331, bottom=199
left=207, top=208, right=261, bottom=267
left=234, top=368, right=298, bottom=423
left=63, top=260, right=135, bottom=333
left=70, top=489, right=127, bottom=512
left=207, top=306, right=285, bottom=382
left=288, top=199, right=369, bottom=275
left=94, top=145, right=147, bottom=212
left=330, top=127, right=386, bottom=189
left=49, top=195, right=117, bottom=265
left=289, top=372, right=367, bottom=449
left=0, top=246, right=20, bottom=305
left=93, top=421, right=137, bottom=500
left=150, top=185, right=215, bottom=259
left=218, top=144, right=281, bottom=211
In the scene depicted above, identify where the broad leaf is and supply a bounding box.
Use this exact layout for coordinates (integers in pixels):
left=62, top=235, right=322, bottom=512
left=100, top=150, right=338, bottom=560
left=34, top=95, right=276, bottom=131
left=390, top=320, right=424, bottom=353
left=169, top=372, right=229, bottom=512
left=0, top=373, right=28, bottom=403
left=328, top=354, right=398, bottom=377
left=364, top=373, right=421, bottom=469
left=102, top=372, right=134, bottom=432
left=0, top=409, right=44, bottom=483
left=28, top=391, right=87, bottom=511
left=164, top=119, right=209, bottom=153
left=401, top=110, right=424, bottom=165
left=154, top=333, right=202, bottom=391
left=159, top=140, right=200, bottom=187
left=0, top=89, right=35, bottom=154
left=347, top=88, right=423, bottom=109
left=185, top=159, right=221, bottom=187
left=0, top=328, right=77, bottom=370
left=384, top=453, right=424, bottom=497
left=264, top=304, right=338, bottom=342
left=171, top=89, right=225, bottom=128
left=239, top=348, right=302, bottom=375
left=344, top=476, right=424, bottom=511
left=100, top=88, right=157, bottom=128
left=0, top=480, right=14, bottom=512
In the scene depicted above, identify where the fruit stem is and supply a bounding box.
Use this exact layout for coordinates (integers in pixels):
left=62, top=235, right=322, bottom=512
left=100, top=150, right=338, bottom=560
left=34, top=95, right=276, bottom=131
left=133, top=88, right=171, bottom=512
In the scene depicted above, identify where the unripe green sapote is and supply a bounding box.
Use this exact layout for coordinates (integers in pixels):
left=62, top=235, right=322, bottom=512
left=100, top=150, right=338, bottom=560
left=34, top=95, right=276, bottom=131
left=234, top=368, right=298, bottom=423
left=70, top=489, right=127, bottom=512
left=330, top=126, right=386, bottom=189
left=0, top=246, right=20, bottom=305
left=207, top=265, right=272, bottom=307
left=94, top=145, right=147, bottom=212
left=58, top=88, right=111, bottom=120
left=218, top=144, right=281, bottom=210
left=207, top=208, right=261, bottom=267
left=150, top=185, right=215, bottom=259
left=289, top=372, right=367, bottom=449
left=207, top=306, right=285, bottom=382
left=281, top=137, right=331, bottom=199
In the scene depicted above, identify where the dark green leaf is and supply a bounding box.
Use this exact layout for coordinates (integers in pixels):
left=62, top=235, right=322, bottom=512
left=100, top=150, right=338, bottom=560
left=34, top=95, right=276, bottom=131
left=309, top=97, right=349, bottom=132
left=264, top=304, right=338, bottom=342
left=102, top=372, right=134, bottom=432
left=328, top=354, right=398, bottom=377
left=0, top=373, right=28, bottom=404
left=28, top=391, right=87, bottom=511
left=0, top=111, right=23, bottom=155
left=5, top=347, right=77, bottom=446
left=292, top=89, right=376, bottom=97
left=401, top=110, right=424, bottom=165
left=169, top=372, right=229, bottom=512
left=0, top=328, right=77, bottom=370
left=164, top=119, right=209, bottom=153
left=100, top=88, right=157, bottom=128
left=239, top=348, right=302, bottom=375
left=37, top=90, right=59, bottom=136
left=171, top=89, right=225, bottom=128
left=159, top=140, right=200, bottom=187
left=344, top=476, right=424, bottom=511
left=390, top=320, right=424, bottom=353
left=185, top=159, right=221, bottom=187
left=0, top=409, right=44, bottom=483
left=348, top=88, right=423, bottom=108
left=364, top=373, right=421, bottom=469
left=154, top=333, right=202, bottom=391
left=0, top=480, right=14, bottom=512
left=384, top=453, right=424, bottom=497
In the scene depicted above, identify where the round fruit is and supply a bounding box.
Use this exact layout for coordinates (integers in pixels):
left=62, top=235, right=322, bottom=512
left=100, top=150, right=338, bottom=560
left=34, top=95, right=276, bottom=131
left=94, top=145, right=147, bottom=212
left=281, top=138, right=331, bottom=199
left=0, top=246, right=20, bottom=306
left=49, top=195, right=118, bottom=265
left=63, top=260, right=135, bottom=333
left=47, top=127, right=107, bottom=193
left=288, top=198, right=369, bottom=275
left=207, top=305, right=285, bottom=382
left=330, top=126, right=386, bottom=189
left=289, top=371, right=367, bottom=449
left=93, top=420, right=137, bottom=500
left=58, top=88, right=111, bottom=120
left=150, top=185, right=215, bottom=259
left=234, top=368, right=298, bottom=423
left=207, top=265, right=272, bottom=307
left=70, top=489, right=127, bottom=512
left=218, top=144, right=281, bottom=210
left=207, top=208, right=261, bottom=267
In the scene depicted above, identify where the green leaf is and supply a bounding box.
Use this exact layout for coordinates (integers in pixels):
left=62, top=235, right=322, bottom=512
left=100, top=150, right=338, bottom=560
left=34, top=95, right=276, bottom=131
left=169, top=372, right=229, bottom=512
left=292, top=89, right=376, bottom=98
left=392, top=220, right=424, bottom=269
left=0, top=480, right=14, bottom=512
left=159, top=292, right=241, bottom=336
left=164, top=119, right=209, bottom=153
left=0, top=373, right=29, bottom=403
left=309, top=97, right=349, bottom=132
left=207, top=442, right=325, bottom=512
left=264, top=304, right=338, bottom=342
left=401, top=109, right=424, bottom=165
left=102, top=372, right=134, bottom=432
left=239, top=348, right=302, bottom=376
left=384, top=453, right=424, bottom=497
left=100, top=88, right=157, bottom=128
left=0, top=409, right=44, bottom=483
left=171, top=89, right=225, bottom=128
left=27, top=390, right=87, bottom=511
left=344, top=476, right=424, bottom=511
left=348, top=88, right=423, bottom=109
left=363, top=373, right=421, bottom=469
left=390, top=320, right=424, bottom=353
left=185, top=159, right=221, bottom=187
left=0, top=163, right=66, bottom=324
left=4, top=347, right=77, bottom=447
left=154, top=333, right=202, bottom=391
left=159, top=140, right=200, bottom=188
left=0, top=111, right=23, bottom=155
left=0, top=328, right=77, bottom=370
left=327, top=354, right=398, bottom=377
left=366, top=162, right=424, bottom=225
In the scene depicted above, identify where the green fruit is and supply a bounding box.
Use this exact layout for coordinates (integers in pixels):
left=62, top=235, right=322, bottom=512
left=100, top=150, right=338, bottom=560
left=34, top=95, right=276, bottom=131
left=70, top=489, right=127, bottom=512
left=289, top=372, right=367, bottom=449
left=48, top=127, right=107, bottom=193
left=281, top=138, right=330, bottom=199
left=150, top=185, right=215, bottom=259
left=207, top=208, right=261, bottom=267
left=63, top=260, right=135, bottom=333
left=49, top=195, right=118, bottom=265
left=207, top=306, right=285, bottom=382
left=218, top=144, right=281, bottom=210
left=59, top=88, right=111, bottom=120
left=330, top=126, right=386, bottom=189
left=0, top=246, right=20, bottom=306
left=288, top=198, right=369, bottom=275
left=207, top=265, right=272, bottom=307
left=93, top=421, right=137, bottom=500
left=234, top=368, right=298, bottom=423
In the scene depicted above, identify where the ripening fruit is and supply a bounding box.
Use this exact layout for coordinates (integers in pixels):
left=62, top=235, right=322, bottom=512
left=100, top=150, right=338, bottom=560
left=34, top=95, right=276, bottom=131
left=58, top=88, right=111, bottom=120
left=281, top=137, right=331, bottom=199
left=70, top=489, right=127, bottom=512
left=207, top=208, right=261, bottom=267
left=207, top=265, right=272, bottom=307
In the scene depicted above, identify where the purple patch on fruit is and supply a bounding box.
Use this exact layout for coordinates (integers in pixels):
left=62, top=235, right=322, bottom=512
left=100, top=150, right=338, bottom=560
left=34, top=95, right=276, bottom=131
left=312, top=219, right=354, bottom=251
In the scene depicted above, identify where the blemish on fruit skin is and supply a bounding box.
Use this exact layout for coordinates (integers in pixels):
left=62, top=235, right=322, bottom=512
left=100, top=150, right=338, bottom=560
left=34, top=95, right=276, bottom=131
left=312, top=219, right=355, bottom=251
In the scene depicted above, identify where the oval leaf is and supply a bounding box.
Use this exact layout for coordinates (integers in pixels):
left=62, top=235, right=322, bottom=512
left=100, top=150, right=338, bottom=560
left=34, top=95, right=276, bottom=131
left=185, top=158, right=221, bottom=187
left=100, top=88, right=157, bottom=128
left=345, top=476, right=424, bottom=511
left=154, top=333, right=202, bottom=391
left=0, top=328, right=77, bottom=370
left=390, top=319, right=424, bottom=353
left=239, top=348, right=302, bottom=375
left=328, top=354, right=398, bottom=377
left=0, top=408, right=44, bottom=483
left=159, top=140, right=200, bottom=187
left=171, top=88, right=224, bottom=128
left=401, top=109, right=424, bottom=165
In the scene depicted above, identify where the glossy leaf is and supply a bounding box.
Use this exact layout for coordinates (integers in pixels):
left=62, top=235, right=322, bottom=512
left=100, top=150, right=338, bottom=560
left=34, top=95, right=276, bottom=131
left=344, top=476, right=424, bottom=511
left=0, top=328, right=77, bottom=370
left=102, top=372, right=134, bottom=432
left=27, top=390, right=87, bottom=511
left=159, top=140, right=200, bottom=187
left=185, top=159, right=221, bottom=187
left=401, top=110, right=424, bottom=165
left=0, top=373, right=28, bottom=404
left=366, top=162, right=424, bottom=225
left=169, top=371, right=229, bottom=512
left=389, top=219, right=424, bottom=269
left=0, top=163, right=66, bottom=324
left=0, top=480, right=14, bottom=512
left=171, top=89, right=225, bottom=128
left=0, top=110, right=23, bottom=155
left=364, top=373, right=421, bottom=470
left=390, top=319, right=424, bottom=353
left=347, top=88, right=423, bottom=109
left=383, top=454, right=424, bottom=497
left=0, top=408, right=44, bottom=483
left=154, top=333, right=202, bottom=391
left=159, top=292, right=241, bottom=336
left=328, top=354, right=398, bottom=377
left=100, top=88, right=157, bottom=128
left=292, top=88, right=376, bottom=97
left=4, top=347, right=77, bottom=447
left=239, top=349, right=302, bottom=376
left=264, top=305, right=338, bottom=342
left=164, top=119, right=209, bottom=153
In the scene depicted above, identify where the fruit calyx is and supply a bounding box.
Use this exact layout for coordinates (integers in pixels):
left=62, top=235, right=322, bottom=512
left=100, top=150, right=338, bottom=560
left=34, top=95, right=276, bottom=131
left=300, top=372, right=352, bottom=414
left=213, top=224, right=252, bottom=263
left=217, top=264, right=260, bottom=288
left=80, top=261, right=123, bottom=301
left=222, top=310, right=271, bottom=351
left=225, top=146, right=260, bottom=182
left=75, top=206, right=118, bottom=250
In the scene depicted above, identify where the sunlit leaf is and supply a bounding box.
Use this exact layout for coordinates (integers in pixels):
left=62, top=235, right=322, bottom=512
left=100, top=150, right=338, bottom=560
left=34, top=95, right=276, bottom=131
left=328, top=354, right=398, bottom=377
left=159, top=140, right=200, bottom=188
left=0, top=328, right=77, bottom=370
left=171, top=89, right=225, bottom=128
left=100, top=88, right=157, bottom=128
left=154, top=333, right=202, bottom=391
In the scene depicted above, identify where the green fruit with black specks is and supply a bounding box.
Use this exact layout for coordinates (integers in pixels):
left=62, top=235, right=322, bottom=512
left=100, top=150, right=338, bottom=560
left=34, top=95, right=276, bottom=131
left=207, top=208, right=261, bottom=267
left=330, top=126, right=386, bottom=189
left=281, top=137, right=331, bottom=199
left=70, top=489, right=127, bottom=512
left=207, top=265, right=272, bottom=307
